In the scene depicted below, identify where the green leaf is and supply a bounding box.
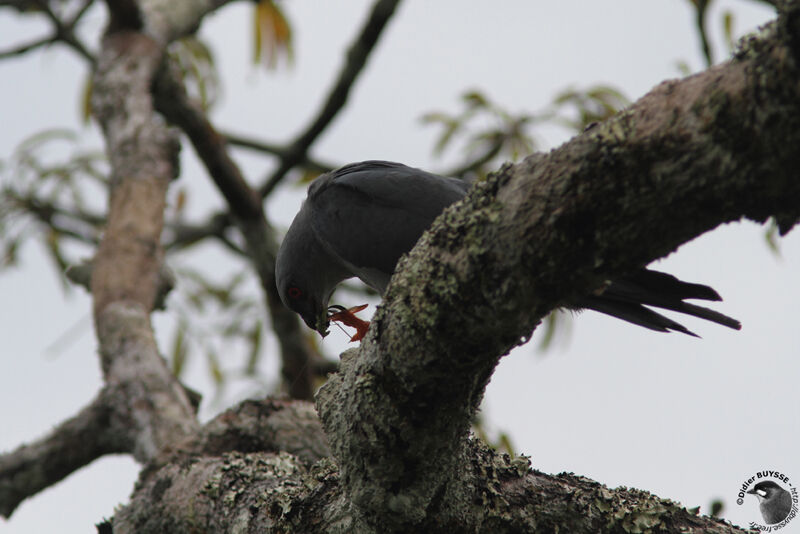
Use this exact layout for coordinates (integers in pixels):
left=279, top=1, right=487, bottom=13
left=498, top=433, right=515, bottom=456
left=675, top=60, right=692, bottom=76
left=462, top=90, right=489, bottom=109
left=245, top=324, right=263, bottom=375
left=80, top=73, right=93, bottom=124
left=168, top=36, right=220, bottom=111
left=297, top=168, right=324, bottom=185
left=433, top=120, right=461, bottom=155
left=2, top=238, right=20, bottom=268
left=710, top=499, right=724, bottom=517
left=171, top=322, right=188, bottom=377
left=722, top=10, right=735, bottom=53
left=207, top=349, right=224, bottom=385
left=253, top=0, right=294, bottom=70
left=765, top=217, right=782, bottom=257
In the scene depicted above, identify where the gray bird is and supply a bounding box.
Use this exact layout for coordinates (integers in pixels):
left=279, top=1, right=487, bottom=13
left=748, top=480, right=793, bottom=524
left=275, top=160, right=741, bottom=338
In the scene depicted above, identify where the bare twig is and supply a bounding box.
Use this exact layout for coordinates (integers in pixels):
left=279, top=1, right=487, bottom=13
left=0, top=0, right=96, bottom=63
left=222, top=130, right=336, bottom=174
left=0, top=0, right=43, bottom=12
left=259, top=0, right=403, bottom=197
left=0, top=35, right=53, bottom=59
left=71, top=0, right=95, bottom=25
left=7, top=192, right=103, bottom=244
left=440, top=139, right=504, bottom=178
left=33, top=0, right=96, bottom=64
left=164, top=213, right=247, bottom=255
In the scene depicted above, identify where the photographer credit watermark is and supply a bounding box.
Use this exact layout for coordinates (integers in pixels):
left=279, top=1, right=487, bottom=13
left=736, top=470, right=797, bottom=531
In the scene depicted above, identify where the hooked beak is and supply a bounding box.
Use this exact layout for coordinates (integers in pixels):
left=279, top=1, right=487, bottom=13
left=315, top=308, right=330, bottom=337
left=300, top=307, right=329, bottom=337
left=318, top=305, right=348, bottom=336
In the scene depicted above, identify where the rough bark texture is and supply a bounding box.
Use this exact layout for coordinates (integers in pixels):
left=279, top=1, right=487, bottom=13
left=106, top=399, right=745, bottom=534
left=89, top=27, right=200, bottom=465
left=316, top=15, right=800, bottom=534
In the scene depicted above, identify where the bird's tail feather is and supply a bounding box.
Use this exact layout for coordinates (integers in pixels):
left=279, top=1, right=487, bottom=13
left=576, top=269, right=741, bottom=335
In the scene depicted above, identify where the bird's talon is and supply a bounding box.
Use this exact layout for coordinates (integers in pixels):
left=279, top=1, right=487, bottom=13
left=327, top=304, right=347, bottom=317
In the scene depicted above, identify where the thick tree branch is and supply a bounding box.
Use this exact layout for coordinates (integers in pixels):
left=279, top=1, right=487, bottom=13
left=82, top=0, right=248, bottom=465
left=115, top=0, right=236, bottom=45
left=1, top=0, right=235, bottom=496
left=186, top=398, right=331, bottom=464
left=259, top=0, right=402, bottom=197
left=87, top=8, right=200, bottom=469
left=0, top=387, right=125, bottom=518
left=317, top=14, right=800, bottom=533
left=83, top=0, right=264, bottom=457
left=109, top=399, right=743, bottom=533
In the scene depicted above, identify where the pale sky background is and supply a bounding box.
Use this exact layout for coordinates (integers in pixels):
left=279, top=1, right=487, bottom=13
left=2, top=1, right=797, bottom=532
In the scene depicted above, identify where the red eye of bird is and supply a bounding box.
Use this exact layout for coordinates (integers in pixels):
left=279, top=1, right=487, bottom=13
left=287, top=286, right=302, bottom=299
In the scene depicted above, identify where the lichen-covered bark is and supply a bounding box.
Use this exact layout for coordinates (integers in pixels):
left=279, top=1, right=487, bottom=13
left=317, top=13, right=800, bottom=534
left=112, top=401, right=745, bottom=534
left=90, top=28, right=199, bottom=464
left=111, top=400, right=345, bottom=534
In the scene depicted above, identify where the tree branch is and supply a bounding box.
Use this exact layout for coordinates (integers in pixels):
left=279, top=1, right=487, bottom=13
left=258, top=0, right=402, bottom=197
left=6, top=191, right=103, bottom=245
left=33, top=0, right=96, bottom=64
left=317, top=15, right=800, bottom=532
left=0, top=35, right=53, bottom=59
left=0, top=387, right=125, bottom=518
left=88, top=12, right=200, bottom=467
left=440, top=137, right=504, bottom=178
left=153, top=62, right=324, bottom=401
left=123, top=0, right=236, bottom=46
left=222, top=130, right=337, bottom=173
left=163, top=213, right=246, bottom=254
left=107, top=398, right=744, bottom=533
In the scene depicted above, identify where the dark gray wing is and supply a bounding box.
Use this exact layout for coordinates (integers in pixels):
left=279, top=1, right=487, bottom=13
left=307, top=161, right=468, bottom=292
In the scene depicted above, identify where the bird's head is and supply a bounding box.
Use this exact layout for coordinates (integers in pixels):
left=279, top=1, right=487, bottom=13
left=747, top=480, right=785, bottom=501
left=276, top=248, right=330, bottom=336
left=277, top=277, right=329, bottom=336
left=275, top=204, right=342, bottom=337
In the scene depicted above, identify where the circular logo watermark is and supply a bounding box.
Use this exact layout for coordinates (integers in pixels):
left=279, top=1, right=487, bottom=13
left=736, top=470, right=798, bottom=531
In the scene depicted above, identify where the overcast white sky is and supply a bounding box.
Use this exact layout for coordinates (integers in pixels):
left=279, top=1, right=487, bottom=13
left=2, top=1, right=796, bottom=532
